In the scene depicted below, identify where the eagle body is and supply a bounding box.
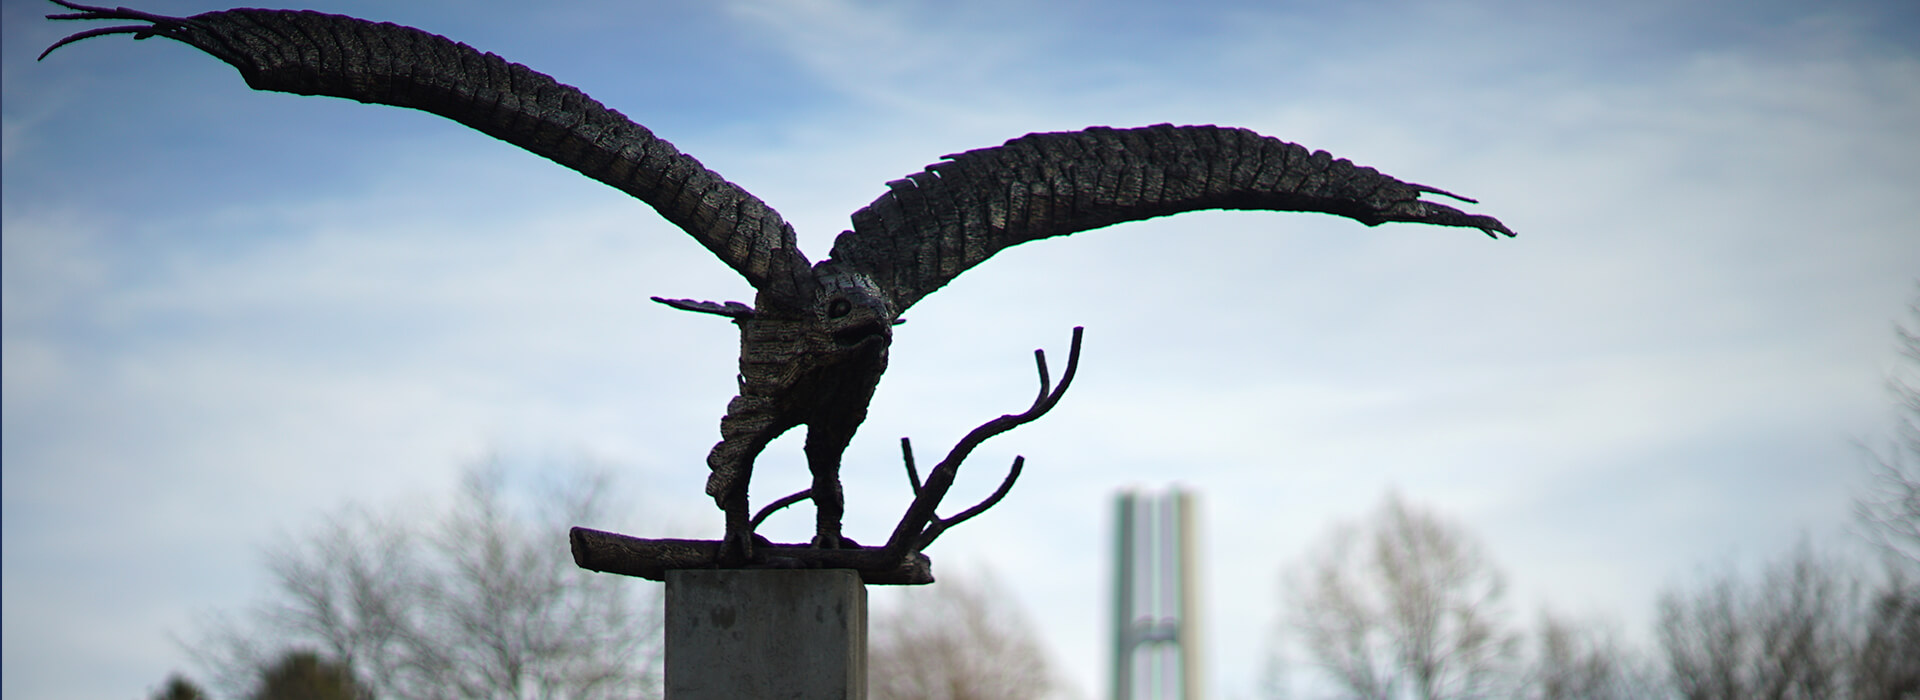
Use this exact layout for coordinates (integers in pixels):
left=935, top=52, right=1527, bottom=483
left=708, top=270, right=897, bottom=555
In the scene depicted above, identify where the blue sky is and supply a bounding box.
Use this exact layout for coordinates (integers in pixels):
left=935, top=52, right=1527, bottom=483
left=5, top=0, right=1919, bottom=697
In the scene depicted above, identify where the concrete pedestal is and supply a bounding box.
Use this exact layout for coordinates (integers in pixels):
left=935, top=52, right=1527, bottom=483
left=665, top=569, right=867, bottom=699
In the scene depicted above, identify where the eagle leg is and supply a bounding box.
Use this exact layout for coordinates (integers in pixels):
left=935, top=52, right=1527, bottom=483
left=803, top=427, right=853, bottom=549
left=717, top=489, right=757, bottom=565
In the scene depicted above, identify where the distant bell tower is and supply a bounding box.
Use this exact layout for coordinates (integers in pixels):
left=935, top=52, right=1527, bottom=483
left=1111, top=487, right=1202, bottom=700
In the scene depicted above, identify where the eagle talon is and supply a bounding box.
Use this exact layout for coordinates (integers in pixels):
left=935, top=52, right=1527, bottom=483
left=717, top=524, right=769, bottom=567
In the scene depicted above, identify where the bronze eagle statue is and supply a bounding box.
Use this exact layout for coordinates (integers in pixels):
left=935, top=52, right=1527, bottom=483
left=43, top=1, right=1514, bottom=564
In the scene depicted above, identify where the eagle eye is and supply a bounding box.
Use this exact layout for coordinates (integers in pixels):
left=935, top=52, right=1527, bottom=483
left=827, top=298, right=853, bottom=319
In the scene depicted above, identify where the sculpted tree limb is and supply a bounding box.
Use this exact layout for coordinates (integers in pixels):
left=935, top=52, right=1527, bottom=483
left=573, top=330, right=1076, bottom=583
left=883, top=327, right=1081, bottom=560
left=45, top=1, right=1516, bottom=570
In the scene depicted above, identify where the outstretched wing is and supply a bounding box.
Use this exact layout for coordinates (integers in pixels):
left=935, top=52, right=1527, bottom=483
left=42, top=1, right=813, bottom=299
left=825, top=124, right=1514, bottom=312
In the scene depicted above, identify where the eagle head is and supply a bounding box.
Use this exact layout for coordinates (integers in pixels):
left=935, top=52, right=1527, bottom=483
left=813, top=267, right=896, bottom=352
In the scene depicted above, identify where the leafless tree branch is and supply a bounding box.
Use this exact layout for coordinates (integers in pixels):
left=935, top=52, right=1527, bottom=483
left=918, top=457, right=1026, bottom=551
left=1856, top=298, right=1920, bottom=568
left=881, top=327, right=1083, bottom=564
left=900, top=437, right=923, bottom=496
left=750, top=489, right=813, bottom=530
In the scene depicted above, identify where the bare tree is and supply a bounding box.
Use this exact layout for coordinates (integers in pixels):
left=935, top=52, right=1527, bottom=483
left=1840, top=291, right=1920, bottom=698
left=150, top=673, right=210, bottom=700
left=1284, top=491, right=1520, bottom=700
left=1654, top=292, right=1920, bottom=700
left=1857, top=297, right=1920, bottom=568
left=1656, top=541, right=1857, bottom=700
left=1850, top=574, right=1920, bottom=700
left=191, top=462, right=661, bottom=699
left=1523, top=612, right=1668, bottom=700
left=189, top=505, right=420, bottom=696
left=246, top=650, right=368, bottom=700
left=867, top=568, right=1063, bottom=700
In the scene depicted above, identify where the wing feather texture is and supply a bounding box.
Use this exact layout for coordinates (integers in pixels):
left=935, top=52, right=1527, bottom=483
left=828, top=124, right=1514, bottom=313
left=42, top=2, right=814, bottom=299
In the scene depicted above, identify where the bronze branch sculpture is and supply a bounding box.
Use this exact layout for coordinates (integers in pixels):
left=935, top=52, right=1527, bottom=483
left=44, top=2, right=1515, bottom=581
left=571, top=329, right=1081, bottom=584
